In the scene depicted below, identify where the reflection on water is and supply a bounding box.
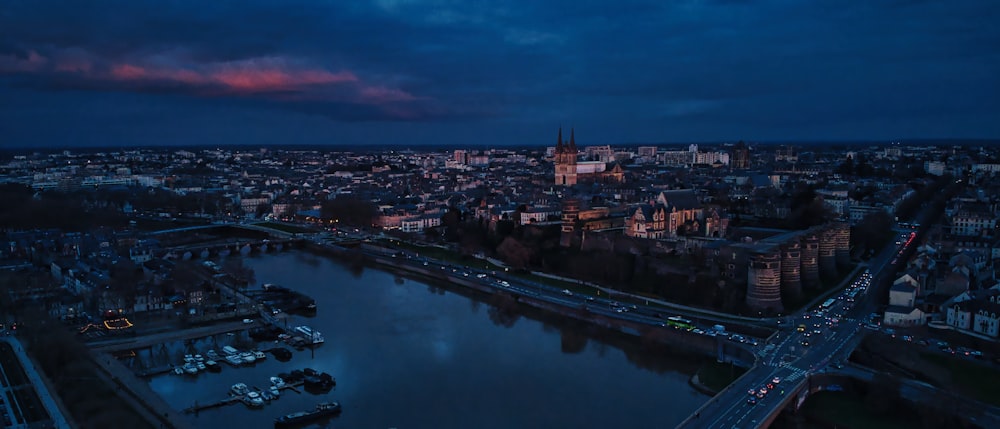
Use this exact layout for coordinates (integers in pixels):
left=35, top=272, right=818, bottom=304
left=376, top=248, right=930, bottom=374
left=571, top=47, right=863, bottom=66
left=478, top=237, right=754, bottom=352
left=140, top=250, right=708, bottom=429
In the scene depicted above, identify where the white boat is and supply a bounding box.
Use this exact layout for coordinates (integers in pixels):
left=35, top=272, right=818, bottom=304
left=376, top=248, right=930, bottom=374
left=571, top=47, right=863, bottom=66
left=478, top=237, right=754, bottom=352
left=196, top=362, right=206, bottom=371
left=253, top=350, right=266, bottom=360
left=182, top=363, right=198, bottom=375
left=225, top=355, right=243, bottom=366
left=269, top=385, right=280, bottom=397
left=206, top=350, right=220, bottom=360
left=240, top=351, right=256, bottom=364
left=222, top=346, right=239, bottom=355
left=230, top=383, right=249, bottom=396
left=244, top=391, right=264, bottom=407
left=260, top=389, right=274, bottom=401
left=173, top=367, right=184, bottom=375
left=270, top=376, right=285, bottom=387
left=194, top=354, right=204, bottom=362
left=294, top=326, right=325, bottom=344
left=183, top=354, right=194, bottom=363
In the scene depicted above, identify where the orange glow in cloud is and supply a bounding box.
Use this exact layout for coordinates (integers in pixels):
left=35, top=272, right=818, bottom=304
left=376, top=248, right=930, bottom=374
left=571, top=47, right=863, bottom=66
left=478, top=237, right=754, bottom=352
left=100, top=57, right=360, bottom=94
left=2, top=49, right=425, bottom=111
left=209, top=68, right=357, bottom=92
left=111, top=64, right=148, bottom=80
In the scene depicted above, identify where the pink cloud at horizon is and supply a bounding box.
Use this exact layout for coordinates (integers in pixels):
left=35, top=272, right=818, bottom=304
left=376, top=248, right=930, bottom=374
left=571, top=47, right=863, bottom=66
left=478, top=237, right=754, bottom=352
left=103, top=59, right=359, bottom=94
left=1, top=50, right=433, bottom=118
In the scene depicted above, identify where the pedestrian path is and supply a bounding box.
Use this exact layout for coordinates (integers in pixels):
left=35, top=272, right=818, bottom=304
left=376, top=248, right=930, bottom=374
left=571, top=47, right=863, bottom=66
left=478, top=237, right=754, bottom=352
left=0, top=337, right=72, bottom=429
left=91, top=351, right=195, bottom=429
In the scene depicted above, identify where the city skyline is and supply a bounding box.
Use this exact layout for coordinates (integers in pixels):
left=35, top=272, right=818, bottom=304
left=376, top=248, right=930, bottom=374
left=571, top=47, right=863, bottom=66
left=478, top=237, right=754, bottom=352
left=2, top=0, right=998, bottom=148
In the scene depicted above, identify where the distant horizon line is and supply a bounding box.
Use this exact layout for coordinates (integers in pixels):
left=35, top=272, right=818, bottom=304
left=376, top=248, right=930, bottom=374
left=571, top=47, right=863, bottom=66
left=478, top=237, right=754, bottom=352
left=4, top=137, right=1000, bottom=154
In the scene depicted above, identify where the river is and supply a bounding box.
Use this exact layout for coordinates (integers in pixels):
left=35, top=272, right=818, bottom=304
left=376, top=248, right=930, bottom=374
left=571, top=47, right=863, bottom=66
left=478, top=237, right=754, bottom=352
left=139, top=250, right=708, bottom=428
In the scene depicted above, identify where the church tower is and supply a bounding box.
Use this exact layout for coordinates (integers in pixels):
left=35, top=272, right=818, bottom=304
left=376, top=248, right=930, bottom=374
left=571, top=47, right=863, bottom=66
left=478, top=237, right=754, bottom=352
left=554, top=127, right=578, bottom=186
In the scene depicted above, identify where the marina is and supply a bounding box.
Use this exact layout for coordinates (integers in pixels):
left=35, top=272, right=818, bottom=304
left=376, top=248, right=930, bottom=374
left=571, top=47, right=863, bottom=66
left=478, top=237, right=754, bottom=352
left=182, top=381, right=305, bottom=414
left=131, top=251, right=703, bottom=428
left=181, top=367, right=334, bottom=414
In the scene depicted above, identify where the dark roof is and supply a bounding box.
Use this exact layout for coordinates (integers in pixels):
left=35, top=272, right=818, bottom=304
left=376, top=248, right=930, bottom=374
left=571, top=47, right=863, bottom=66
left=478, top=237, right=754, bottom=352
left=885, top=305, right=919, bottom=315
left=658, top=189, right=700, bottom=211
left=890, top=282, right=916, bottom=293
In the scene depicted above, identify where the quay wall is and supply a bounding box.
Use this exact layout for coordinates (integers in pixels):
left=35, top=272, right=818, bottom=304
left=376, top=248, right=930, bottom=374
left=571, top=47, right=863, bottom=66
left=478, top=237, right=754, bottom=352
left=302, top=241, right=724, bottom=359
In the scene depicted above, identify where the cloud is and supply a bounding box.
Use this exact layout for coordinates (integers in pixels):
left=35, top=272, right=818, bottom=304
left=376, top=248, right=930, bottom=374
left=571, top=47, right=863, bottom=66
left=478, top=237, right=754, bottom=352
left=0, top=47, right=450, bottom=121
left=0, top=0, right=997, bottom=145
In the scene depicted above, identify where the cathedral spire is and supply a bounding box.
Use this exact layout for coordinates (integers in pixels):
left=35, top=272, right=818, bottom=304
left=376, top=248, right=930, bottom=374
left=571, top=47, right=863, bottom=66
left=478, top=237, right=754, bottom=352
left=556, top=126, right=564, bottom=153
left=569, top=128, right=577, bottom=152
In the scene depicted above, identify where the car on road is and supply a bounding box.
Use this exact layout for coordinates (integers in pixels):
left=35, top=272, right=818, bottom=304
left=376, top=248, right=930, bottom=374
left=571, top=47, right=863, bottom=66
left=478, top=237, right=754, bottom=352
left=772, top=377, right=781, bottom=384
left=801, top=340, right=810, bottom=347
left=747, top=397, right=757, bottom=405
left=561, top=289, right=573, bottom=296
left=242, top=318, right=254, bottom=324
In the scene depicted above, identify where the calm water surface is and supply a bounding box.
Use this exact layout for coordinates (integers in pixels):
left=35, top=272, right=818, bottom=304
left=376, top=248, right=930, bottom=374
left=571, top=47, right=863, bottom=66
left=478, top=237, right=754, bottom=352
left=143, top=251, right=708, bottom=428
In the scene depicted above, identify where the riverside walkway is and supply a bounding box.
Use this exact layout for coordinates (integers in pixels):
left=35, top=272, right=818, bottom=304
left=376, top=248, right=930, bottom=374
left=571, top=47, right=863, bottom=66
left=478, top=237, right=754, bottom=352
left=0, top=336, right=72, bottom=429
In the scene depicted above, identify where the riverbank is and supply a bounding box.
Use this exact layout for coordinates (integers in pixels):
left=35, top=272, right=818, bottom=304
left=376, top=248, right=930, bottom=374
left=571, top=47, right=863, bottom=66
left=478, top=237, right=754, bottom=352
left=307, top=241, right=766, bottom=364
left=139, top=249, right=710, bottom=429
left=689, top=361, right=748, bottom=396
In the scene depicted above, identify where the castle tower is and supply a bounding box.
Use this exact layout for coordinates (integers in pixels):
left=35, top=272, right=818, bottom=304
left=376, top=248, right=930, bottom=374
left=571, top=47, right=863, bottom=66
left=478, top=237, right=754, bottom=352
left=833, top=221, right=851, bottom=270
left=818, top=227, right=838, bottom=279
left=747, top=249, right=784, bottom=312
left=801, top=233, right=820, bottom=289
left=780, top=240, right=802, bottom=301
left=560, top=197, right=580, bottom=247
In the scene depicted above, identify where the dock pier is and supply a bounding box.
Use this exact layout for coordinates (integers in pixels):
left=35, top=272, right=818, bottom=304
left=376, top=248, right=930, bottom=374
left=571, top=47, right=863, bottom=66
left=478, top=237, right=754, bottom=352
left=182, top=381, right=305, bottom=414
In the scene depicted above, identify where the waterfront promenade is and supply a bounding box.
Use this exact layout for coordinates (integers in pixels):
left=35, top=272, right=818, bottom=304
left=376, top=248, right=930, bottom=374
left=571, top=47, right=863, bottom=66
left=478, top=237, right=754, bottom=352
left=90, top=349, right=195, bottom=429
left=0, top=336, right=72, bottom=429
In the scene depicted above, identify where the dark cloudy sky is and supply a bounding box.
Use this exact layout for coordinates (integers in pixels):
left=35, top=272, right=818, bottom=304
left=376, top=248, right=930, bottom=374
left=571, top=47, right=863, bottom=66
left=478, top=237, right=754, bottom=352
left=1, top=0, right=998, bottom=148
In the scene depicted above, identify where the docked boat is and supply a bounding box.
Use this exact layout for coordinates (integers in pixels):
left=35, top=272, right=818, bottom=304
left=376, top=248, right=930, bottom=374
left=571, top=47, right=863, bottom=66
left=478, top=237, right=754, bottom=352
left=274, top=402, right=341, bottom=428
left=206, top=349, right=220, bottom=360
left=173, top=367, right=184, bottom=375
left=270, top=376, right=285, bottom=388
left=222, top=346, right=239, bottom=356
left=196, top=362, right=206, bottom=371
left=270, top=347, right=293, bottom=361
left=269, top=385, right=281, bottom=397
left=225, top=355, right=244, bottom=366
left=294, top=326, right=324, bottom=344
left=205, top=360, right=221, bottom=372
left=260, top=389, right=274, bottom=402
left=244, top=391, right=264, bottom=408
left=303, top=371, right=335, bottom=393
left=240, top=351, right=257, bottom=364
left=253, top=350, right=267, bottom=360
left=182, top=363, right=199, bottom=375
left=230, top=383, right=249, bottom=396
